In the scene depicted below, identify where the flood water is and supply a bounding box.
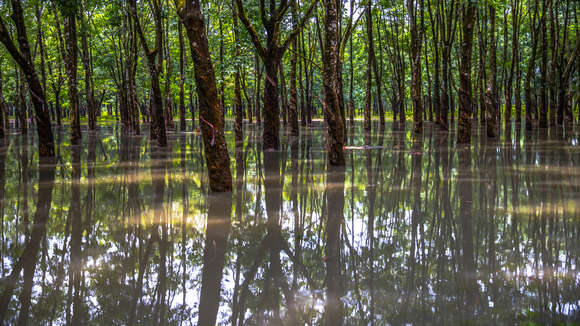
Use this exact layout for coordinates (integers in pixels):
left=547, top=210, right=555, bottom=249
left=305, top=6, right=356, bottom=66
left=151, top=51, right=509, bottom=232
left=1, top=121, right=579, bottom=325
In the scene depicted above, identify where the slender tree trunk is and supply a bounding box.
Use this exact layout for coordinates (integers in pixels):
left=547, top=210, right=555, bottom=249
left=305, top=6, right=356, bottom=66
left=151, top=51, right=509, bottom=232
left=364, top=1, right=373, bottom=132
left=323, top=0, right=345, bottom=165
left=178, top=0, right=233, bottom=192
left=130, top=0, right=167, bottom=146
left=62, top=5, right=81, bottom=144
left=525, top=0, right=540, bottom=131
left=486, top=5, right=498, bottom=137
left=0, top=67, right=4, bottom=138
left=457, top=1, right=476, bottom=143
left=409, top=0, right=424, bottom=134
left=539, top=0, right=549, bottom=128
left=289, top=5, right=300, bottom=135
left=0, top=1, right=54, bottom=157
left=366, top=0, right=385, bottom=125
left=81, top=13, right=97, bottom=131
left=233, top=0, right=243, bottom=143
left=279, top=62, right=288, bottom=127
left=349, top=24, right=355, bottom=125
left=178, top=21, right=187, bottom=131
left=165, top=25, right=174, bottom=129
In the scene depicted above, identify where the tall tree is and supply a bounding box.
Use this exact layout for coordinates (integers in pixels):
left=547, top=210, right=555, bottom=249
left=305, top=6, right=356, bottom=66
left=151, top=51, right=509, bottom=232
left=233, top=0, right=244, bottom=143
left=322, top=0, right=345, bottom=165
left=457, top=0, right=476, bottom=143
left=236, top=0, right=319, bottom=150
left=177, top=0, right=233, bottom=192
left=486, top=3, right=498, bottom=137
left=81, top=6, right=97, bottom=131
left=0, top=0, right=55, bottom=157
left=60, top=0, right=82, bottom=144
left=408, top=0, right=424, bottom=134
left=129, top=0, right=168, bottom=146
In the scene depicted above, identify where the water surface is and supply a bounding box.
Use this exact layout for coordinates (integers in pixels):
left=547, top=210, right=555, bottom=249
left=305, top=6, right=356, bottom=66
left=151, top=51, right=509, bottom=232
left=1, top=121, right=579, bottom=325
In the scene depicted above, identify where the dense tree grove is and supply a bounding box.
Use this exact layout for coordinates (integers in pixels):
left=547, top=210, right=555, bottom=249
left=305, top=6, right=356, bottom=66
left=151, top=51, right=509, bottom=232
left=0, top=0, right=579, bottom=187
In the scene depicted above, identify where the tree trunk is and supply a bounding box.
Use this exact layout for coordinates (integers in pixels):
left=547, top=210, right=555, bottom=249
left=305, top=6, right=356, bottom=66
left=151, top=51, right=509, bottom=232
left=81, top=13, right=97, bottom=131
left=233, top=0, right=243, bottom=143
left=408, top=0, right=424, bottom=134
left=457, top=1, right=476, bottom=144
left=263, top=55, right=281, bottom=150
left=178, top=21, right=187, bottom=131
left=179, top=0, right=233, bottom=192
left=524, top=0, right=540, bottom=131
left=487, top=5, right=498, bottom=137
left=539, top=0, right=548, bottom=128
left=0, top=1, right=54, bottom=157
left=323, top=0, right=345, bottom=165
left=63, top=5, right=81, bottom=144
left=0, top=67, right=4, bottom=139
left=130, top=0, right=167, bottom=146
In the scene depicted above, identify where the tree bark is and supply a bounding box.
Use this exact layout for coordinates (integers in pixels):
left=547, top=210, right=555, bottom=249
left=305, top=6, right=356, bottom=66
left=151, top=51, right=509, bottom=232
left=81, top=12, right=97, bottom=131
left=233, top=0, right=244, bottom=143
left=486, top=4, right=498, bottom=137
left=457, top=1, right=476, bottom=144
left=323, top=0, right=345, bottom=165
left=0, top=1, right=54, bottom=157
left=408, top=0, right=424, bottom=134
left=130, top=0, right=167, bottom=146
left=178, top=0, right=233, bottom=192
left=178, top=21, right=187, bottom=131
left=63, top=3, right=81, bottom=144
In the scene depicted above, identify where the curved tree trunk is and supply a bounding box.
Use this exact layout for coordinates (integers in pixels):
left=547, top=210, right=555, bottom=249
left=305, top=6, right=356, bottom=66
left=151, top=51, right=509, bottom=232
left=179, top=0, right=233, bottom=192
left=0, top=1, right=55, bottom=157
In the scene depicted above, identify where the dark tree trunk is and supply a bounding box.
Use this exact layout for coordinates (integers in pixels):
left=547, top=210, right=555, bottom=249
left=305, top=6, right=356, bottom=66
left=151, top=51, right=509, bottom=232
left=280, top=63, right=288, bottom=126
left=63, top=4, right=81, bottom=144
left=366, top=0, right=385, bottom=125
left=0, top=67, right=4, bottom=139
left=539, top=0, right=549, bottom=128
left=0, top=0, right=55, bottom=157
left=179, top=0, right=233, bottom=192
left=233, top=0, right=243, bottom=143
left=289, top=5, right=300, bottom=136
left=486, top=5, right=498, bottom=137
left=130, top=0, right=167, bottom=146
left=457, top=1, right=476, bottom=144
left=525, top=0, right=540, bottom=131
left=236, top=0, right=318, bottom=150
left=408, top=0, right=424, bottom=134
left=178, top=21, right=187, bottom=132
left=263, top=56, right=281, bottom=150
left=322, top=0, right=345, bottom=165
left=81, top=13, right=97, bottom=131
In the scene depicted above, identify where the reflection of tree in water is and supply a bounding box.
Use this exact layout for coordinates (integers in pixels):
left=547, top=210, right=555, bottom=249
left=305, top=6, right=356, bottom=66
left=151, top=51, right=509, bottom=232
left=0, top=157, right=56, bottom=324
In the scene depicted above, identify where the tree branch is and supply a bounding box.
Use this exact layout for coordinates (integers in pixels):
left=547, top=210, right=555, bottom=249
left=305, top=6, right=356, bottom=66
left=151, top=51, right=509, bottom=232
left=280, top=0, right=319, bottom=54
left=236, top=0, right=267, bottom=57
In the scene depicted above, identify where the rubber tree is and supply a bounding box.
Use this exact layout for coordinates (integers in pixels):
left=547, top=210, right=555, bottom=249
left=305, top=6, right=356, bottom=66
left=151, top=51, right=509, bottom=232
left=322, top=0, right=345, bottom=165
left=61, top=0, right=81, bottom=145
left=408, top=0, right=425, bottom=134
left=129, top=0, right=168, bottom=147
left=457, top=0, right=476, bottom=144
left=0, top=0, right=55, bottom=157
left=236, top=0, right=319, bottom=150
left=176, top=0, right=233, bottom=192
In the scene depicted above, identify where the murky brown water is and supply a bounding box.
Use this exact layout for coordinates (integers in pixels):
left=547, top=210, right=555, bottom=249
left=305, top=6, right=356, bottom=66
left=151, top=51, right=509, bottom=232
left=1, top=121, right=579, bottom=325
